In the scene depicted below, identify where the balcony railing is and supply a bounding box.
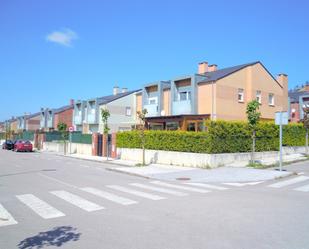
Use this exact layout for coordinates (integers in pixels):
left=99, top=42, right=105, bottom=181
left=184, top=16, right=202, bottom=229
left=172, top=100, right=192, bottom=115
left=144, top=104, right=159, bottom=117
left=74, top=115, right=82, bottom=125
left=87, top=114, right=97, bottom=124
left=47, top=119, right=53, bottom=128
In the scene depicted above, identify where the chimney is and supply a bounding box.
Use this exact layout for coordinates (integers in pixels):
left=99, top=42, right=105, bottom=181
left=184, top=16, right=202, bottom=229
left=198, top=62, right=208, bottom=74
left=113, top=86, right=120, bottom=95
left=69, top=99, right=74, bottom=105
left=277, top=73, right=288, bottom=111
left=121, top=87, right=128, bottom=93
left=208, top=64, right=218, bottom=72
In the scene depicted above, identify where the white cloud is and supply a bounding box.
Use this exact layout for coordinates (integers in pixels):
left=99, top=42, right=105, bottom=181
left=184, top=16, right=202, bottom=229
left=46, top=28, right=78, bottom=47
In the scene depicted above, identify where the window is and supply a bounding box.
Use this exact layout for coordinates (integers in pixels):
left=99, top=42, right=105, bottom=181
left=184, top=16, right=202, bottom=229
left=179, top=91, right=191, bottom=101
left=148, top=97, right=158, bottom=105
left=238, top=89, right=244, bottom=102
left=125, top=107, right=131, bottom=116
left=256, top=90, right=262, bottom=104
left=268, top=93, right=274, bottom=106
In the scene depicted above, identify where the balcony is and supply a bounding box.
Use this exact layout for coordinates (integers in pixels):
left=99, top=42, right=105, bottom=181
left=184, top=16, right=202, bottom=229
left=47, top=119, right=53, bottom=128
left=74, top=115, right=82, bottom=125
left=172, top=100, right=192, bottom=115
left=87, top=114, right=97, bottom=124
left=144, top=104, right=159, bottom=117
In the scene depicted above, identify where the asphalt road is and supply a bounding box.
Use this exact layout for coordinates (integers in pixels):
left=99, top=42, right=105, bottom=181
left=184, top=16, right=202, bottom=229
left=0, top=149, right=309, bottom=249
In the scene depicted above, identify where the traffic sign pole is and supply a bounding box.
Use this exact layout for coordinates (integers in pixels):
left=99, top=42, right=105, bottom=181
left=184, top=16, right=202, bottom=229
left=279, top=115, right=283, bottom=171
left=275, top=111, right=288, bottom=171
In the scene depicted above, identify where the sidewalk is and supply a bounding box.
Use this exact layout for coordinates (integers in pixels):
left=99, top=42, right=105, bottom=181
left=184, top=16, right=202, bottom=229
left=45, top=152, right=295, bottom=183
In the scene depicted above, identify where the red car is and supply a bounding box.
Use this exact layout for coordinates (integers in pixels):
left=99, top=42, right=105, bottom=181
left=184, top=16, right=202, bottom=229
left=14, top=140, right=33, bottom=152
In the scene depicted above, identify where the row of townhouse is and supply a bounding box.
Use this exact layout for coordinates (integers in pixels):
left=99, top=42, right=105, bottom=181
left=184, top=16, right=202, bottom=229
left=136, top=61, right=289, bottom=131
left=3, top=59, right=305, bottom=135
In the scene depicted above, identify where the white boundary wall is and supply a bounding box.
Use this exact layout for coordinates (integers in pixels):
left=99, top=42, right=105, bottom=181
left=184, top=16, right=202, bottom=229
left=117, top=147, right=308, bottom=168
left=43, top=142, right=92, bottom=155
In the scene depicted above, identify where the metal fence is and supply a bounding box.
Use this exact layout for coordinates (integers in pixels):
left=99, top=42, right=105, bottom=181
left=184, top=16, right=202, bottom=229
left=45, top=131, right=65, bottom=142
left=71, top=132, right=92, bottom=144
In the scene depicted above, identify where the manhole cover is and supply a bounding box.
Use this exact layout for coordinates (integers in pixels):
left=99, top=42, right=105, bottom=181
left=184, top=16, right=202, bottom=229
left=176, top=177, right=191, bottom=181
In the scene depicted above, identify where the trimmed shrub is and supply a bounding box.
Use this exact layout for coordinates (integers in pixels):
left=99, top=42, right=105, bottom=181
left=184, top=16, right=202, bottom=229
left=116, top=121, right=306, bottom=154
left=117, top=130, right=211, bottom=153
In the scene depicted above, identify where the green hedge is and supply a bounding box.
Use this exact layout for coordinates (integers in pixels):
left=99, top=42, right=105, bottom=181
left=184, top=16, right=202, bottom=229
left=116, top=121, right=306, bottom=154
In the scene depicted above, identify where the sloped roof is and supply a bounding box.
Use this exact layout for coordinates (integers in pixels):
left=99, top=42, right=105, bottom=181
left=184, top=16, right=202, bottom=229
left=198, top=61, right=282, bottom=88
left=25, top=112, right=40, bottom=120
left=97, top=89, right=141, bottom=105
left=289, top=90, right=309, bottom=103
left=198, top=61, right=259, bottom=84
left=53, top=105, right=73, bottom=114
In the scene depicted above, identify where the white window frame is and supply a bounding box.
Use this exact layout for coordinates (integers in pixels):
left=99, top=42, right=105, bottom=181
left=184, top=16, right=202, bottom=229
left=268, top=93, right=275, bottom=106
left=256, top=90, right=262, bottom=104
left=238, top=88, right=244, bottom=102
left=125, top=107, right=132, bottom=116
left=178, top=91, right=191, bottom=101
left=148, top=97, right=158, bottom=105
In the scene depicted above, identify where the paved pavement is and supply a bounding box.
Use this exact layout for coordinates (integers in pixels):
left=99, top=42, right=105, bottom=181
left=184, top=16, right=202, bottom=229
left=0, top=149, right=309, bottom=249
left=109, top=164, right=294, bottom=182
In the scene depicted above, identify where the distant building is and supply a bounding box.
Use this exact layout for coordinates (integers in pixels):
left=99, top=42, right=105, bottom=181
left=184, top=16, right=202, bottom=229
left=289, top=84, right=309, bottom=122
left=40, top=100, right=74, bottom=131
left=73, top=88, right=141, bottom=134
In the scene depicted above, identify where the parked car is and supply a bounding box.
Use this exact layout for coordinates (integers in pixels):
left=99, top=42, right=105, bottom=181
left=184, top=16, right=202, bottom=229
left=2, top=140, right=14, bottom=150
left=13, top=140, right=33, bottom=152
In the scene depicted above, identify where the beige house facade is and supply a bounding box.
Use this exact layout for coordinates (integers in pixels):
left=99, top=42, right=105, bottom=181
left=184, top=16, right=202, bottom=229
left=138, top=61, right=288, bottom=131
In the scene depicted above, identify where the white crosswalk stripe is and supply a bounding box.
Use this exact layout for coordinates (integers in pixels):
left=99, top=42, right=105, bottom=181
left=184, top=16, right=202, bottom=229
left=185, top=182, right=228, bottom=190
left=50, top=190, right=104, bottom=212
left=16, top=194, right=65, bottom=219
left=81, top=187, right=137, bottom=205
left=0, top=204, right=18, bottom=227
left=130, top=183, right=187, bottom=196
left=150, top=181, right=210, bottom=193
left=223, top=181, right=264, bottom=187
left=268, top=176, right=309, bottom=188
left=294, top=184, right=309, bottom=192
left=106, top=185, right=166, bottom=200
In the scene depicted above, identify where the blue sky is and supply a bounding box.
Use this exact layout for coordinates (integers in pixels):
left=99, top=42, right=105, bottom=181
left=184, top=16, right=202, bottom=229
left=0, top=0, right=308, bottom=120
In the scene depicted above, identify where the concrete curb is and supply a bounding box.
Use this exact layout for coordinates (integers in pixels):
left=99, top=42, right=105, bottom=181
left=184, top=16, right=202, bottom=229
left=105, top=167, right=151, bottom=179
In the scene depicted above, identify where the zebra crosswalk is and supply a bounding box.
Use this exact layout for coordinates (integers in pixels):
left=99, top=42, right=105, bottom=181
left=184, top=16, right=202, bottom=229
left=0, top=181, right=223, bottom=228
left=1, top=176, right=309, bottom=228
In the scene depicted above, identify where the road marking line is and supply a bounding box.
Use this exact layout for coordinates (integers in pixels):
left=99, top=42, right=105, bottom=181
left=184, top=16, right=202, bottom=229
left=223, top=181, right=264, bottom=187
left=0, top=204, right=18, bottom=227
left=81, top=187, right=137, bottom=205
left=185, top=183, right=228, bottom=190
left=106, top=185, right=166, bottom=200
left=268, top=176, right=309, bottom=188
left=16, top=194, right=65, bottom=219
left=294, top=184, right=309, bottom=192
left=130, top=183, right=187, bottom=196
left=50, top=190, right=104, bottom=212
left=150, top=181, right=210, bottom=193
left=38, top=173, right=79, bottom=189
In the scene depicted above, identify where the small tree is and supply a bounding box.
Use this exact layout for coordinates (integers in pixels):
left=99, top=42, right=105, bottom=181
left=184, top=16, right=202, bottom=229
left=137, top=109, right=148, bottom=166
left=57, top=122, right=68, bottom=155
left=303, top=107, right=309, bottom=155
left=246, top=100, right=261, bottom=164
left=101, top=109, right=110, bottom=160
